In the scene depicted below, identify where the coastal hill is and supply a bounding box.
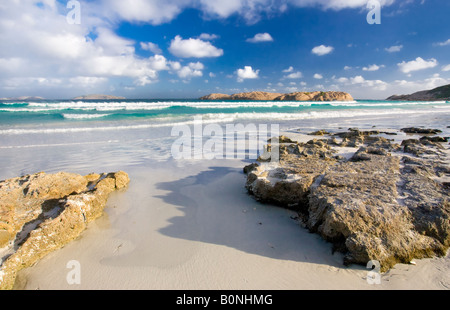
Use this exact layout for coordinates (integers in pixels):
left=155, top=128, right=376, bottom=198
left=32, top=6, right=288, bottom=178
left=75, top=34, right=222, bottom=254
left=387, top=83, right=450, bottom=101
left=73, top=94, right=126, bottom=100
left=200, top=91, right=353, bottom=101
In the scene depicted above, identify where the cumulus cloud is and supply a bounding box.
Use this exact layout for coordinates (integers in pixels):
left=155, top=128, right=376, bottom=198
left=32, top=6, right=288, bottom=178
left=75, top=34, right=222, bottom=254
left=199, top=33, right=220, bottom=40
left=177, top=62, right=205, bottom=79
left=362, top=64, right=384, bottom=71
left=313, top=73, right=323, bottom=79
left=246, top=33, right=274, bottom=43
left=285, top=71, right=303, bottom=79
left=442, top=65, right=450, bottom=72
left=334, top=75, right=387, bottom=91
left=282, top=66, right=294, bottom=73
left=236, top=66, right=260, bottom=82
left=102, top=0, right=189, bottom=25
left=385, top=45, right=403, bottom=53
left=99, top=0, right=397, bottom=26
left=169, top=35, right=224, bottom=58
left=140, top=42, right=163, bottom=54
left=311, top=45, right=334, bottom=56
left=397, top=57, right=438, bottom=74
left=0, top=1, right=172, bottom=94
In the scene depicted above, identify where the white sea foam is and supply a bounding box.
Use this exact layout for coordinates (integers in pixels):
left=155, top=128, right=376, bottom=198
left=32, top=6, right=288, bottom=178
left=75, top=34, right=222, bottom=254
left=8, top=100, right=446, bottom=112
left=62, top=113, right=110, bottom=120
left=1, top=107, right=449, bottom=136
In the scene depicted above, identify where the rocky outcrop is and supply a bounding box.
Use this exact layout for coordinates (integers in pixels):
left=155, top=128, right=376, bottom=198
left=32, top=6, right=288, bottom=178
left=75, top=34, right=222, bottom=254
left=245, top=128, right=449, bottom=272
left=200, top=91, right=353, bottom=101
left=274, top=91, right=353, bottom=102
left=401, top=127, right=442, bottom=134
left=0, top=171, right=130, bottom=290
left=199, top=93, right=232, bottom=100
left=387, top=84, right=450, bottom=101
left=231, top=92, right=283, bottom=101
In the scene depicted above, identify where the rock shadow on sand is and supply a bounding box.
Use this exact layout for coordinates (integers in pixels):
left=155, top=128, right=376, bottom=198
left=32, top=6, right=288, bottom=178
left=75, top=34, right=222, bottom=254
left=154, top=165, right=349, bottom=268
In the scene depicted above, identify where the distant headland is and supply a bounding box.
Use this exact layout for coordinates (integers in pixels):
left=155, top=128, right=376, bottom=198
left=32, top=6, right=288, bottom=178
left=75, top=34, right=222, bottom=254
left=199, top=91, right=354, bottom=101
left=72, top=94, right=126, bottom=100
left=0, top=96, right=45, bottom=101
left=387, top=83, right=450, bottom=101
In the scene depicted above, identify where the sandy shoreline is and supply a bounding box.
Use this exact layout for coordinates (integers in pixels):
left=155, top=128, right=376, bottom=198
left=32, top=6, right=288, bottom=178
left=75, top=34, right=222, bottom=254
left=12, top=156, right=450, bottom=290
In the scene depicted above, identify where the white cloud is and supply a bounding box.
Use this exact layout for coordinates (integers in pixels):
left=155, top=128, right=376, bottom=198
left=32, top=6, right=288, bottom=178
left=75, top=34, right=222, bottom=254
left=285, top=71, right=303, bottom=79
left=103, top=0, right=188, bottom=25
left=334, top=75, right=387, bottom=91
left=0, top=2, right=172, bottom=94
left=385, top=45, right=403, bottom=53
left=98, top=0, right=397, bottom=27
left=344, top=66, right=352, bottom=71
left=442, top=65, right=450, bottom=72
left=311, top=45, right=334, bottom=56
left=392, top=76, right=450, bottom=94
left=434, top=39, right=450, bottom=46
left=290, top=0, right=395, bottom=10
left=169, top=35, right=224, bottom=58
left=313, top=73, right=323, bottom=79
left=209, top=72, right=216, bottom=78
left=362, top=64, right=384, bottom=71
left=282, top=66, right=294, bottom=73
left=246, top=33, right=274, bottom=43
left=199, top=33, right=219, bottom=40
left=397, top=57, right=438, bottom=74
left=140, top=42, right=162, bottom=54
left=236, top=66, right=260, bottom=82
left=177, top=62, right=204, bottom=79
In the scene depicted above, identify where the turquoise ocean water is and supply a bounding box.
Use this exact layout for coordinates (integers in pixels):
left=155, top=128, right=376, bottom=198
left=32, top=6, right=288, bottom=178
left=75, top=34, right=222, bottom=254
left=1, top=98, right=449, bottom=128
left=0, top=98, right=449, bottom=179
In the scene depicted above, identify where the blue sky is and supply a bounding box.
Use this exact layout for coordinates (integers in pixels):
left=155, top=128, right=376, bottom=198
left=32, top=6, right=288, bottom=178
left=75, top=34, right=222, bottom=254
left=0, top=0, right=449, bottom=99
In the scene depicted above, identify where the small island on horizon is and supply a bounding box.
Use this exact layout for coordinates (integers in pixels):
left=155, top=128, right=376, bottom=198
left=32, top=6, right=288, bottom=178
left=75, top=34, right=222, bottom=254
left=199, top=91, right=354, bottom=101
left=72, top=94, right=126, bottom=100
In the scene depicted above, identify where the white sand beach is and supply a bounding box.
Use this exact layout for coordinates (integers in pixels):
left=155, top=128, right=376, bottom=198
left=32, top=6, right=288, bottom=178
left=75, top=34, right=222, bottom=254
left=12, top=157, right=449, bottom=290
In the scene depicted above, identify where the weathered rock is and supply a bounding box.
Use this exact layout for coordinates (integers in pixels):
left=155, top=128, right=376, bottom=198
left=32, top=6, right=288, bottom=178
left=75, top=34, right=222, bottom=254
left=275, top=91, right=354, bottom=102
left=199, top=93, right=232, bottom=100
left=0, top=171, right=130, bottom=290
left=268, top=135, right=296, bottom=144
left=308, top=130, right=330, bottom=136
left=243, top=163, right=259, bottom=174
left=245, top=128, right=450, bottom=272
left=401, top=127, right=442, bottom=134
left=231, top=91, right=283, bottom=101
left=419, top=136, right=448, bottom=143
